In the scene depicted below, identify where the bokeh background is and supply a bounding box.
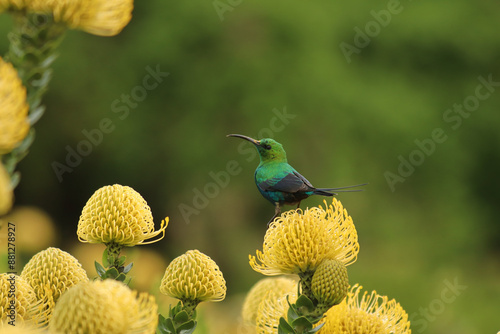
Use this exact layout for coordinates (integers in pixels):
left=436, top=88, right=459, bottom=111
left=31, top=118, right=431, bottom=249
left=1, top=0, right=500, bottom=333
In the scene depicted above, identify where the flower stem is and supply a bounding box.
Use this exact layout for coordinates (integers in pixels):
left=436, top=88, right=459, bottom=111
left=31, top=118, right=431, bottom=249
left=105, top=242, right=124, bottom=268
left=181, top=299, right=200, bottom=318
left=2, top=11, right=66, bottom=184
left=298, top=271, right=318, bottom=305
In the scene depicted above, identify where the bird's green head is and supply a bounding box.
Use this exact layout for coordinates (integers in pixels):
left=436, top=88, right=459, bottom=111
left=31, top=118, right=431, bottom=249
left=227, top=134, right=287, bottom=163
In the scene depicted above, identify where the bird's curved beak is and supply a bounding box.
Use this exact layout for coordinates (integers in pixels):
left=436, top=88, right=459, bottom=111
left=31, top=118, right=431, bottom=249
left=226, top=134, right=261, bottom=146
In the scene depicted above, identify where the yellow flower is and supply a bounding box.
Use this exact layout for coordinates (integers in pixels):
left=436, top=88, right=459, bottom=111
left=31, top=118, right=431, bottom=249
left=0, top=274, right=47, bottom=327
left=319, top=284, right=411, bottom=334
left=249, top=198, right=359, bottom=276
left=75, top=0, right=134, bottom=36
left=0, top=163, right=13, bottom=215
left=242, top=277, right=297, bottom=325
left=160, top=250, right=226, bottom=304
left=29, top=0, right=133, bottom=36
left=241, top=277, right=297, bottom=334
left=0, top=57, right=29, bottom=154
left=256, top=288, right=298, bottom=334
left=20, top=247, right=88, bottom=316
left=77, top=184, right=168, bottom=247
left=49, top=279, right=158, bottom=334
left=311, top=258, right=349, bottom=307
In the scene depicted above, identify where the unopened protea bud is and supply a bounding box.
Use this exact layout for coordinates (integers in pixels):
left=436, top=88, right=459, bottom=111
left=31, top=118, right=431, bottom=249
left=311, top=258, right=349, bottom=307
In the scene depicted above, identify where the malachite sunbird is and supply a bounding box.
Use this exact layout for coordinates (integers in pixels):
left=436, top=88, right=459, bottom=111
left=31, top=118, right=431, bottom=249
left=227, top=134, right=366, bottom=224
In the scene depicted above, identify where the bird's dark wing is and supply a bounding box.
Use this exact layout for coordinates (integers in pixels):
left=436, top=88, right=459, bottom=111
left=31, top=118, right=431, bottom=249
left=258, top=171, right=314, bottom=193
left=292, top=170, right=315, bottom=189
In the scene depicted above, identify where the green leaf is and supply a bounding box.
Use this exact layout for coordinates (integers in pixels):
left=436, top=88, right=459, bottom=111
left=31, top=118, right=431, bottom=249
left=157, top=314, right=171, bottom=334
left=296, top=295, right=315, bottom=313
left=102, top=248, right=109, bottom=267
left=287, top=296, right=300, bottom=322
left=278, top=317, right=296, bottom=334
left=163, top=318, right=176, bottom=333
left=173, top=310, right=189, bottom=325
left=177, top=320, right=197, bottom=334
left=124, top=277, right=132, bottom=286
left=123, top=262, right=133, bottom=274
left=39, top=53, right=58, bottom=68
left=10, top=172, right=20, bottom=190
left=95, top=261, right=106, bottom=278
left=291, top=316, right=313, bottom=331
left=105, top=267, right=120, bottom=279
left=308, top=322, right=325, bottom=334
left=115, top=273, right=127, bottom=282
left=31, top=70, right=51, bottom=88
left=28, top=105, right=45, bottom=125
left=118, top=255, right=127, bottom=266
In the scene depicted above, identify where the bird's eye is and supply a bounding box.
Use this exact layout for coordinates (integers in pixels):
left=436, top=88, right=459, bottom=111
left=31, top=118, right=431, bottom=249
left=264, top=144, right=272, bottom=150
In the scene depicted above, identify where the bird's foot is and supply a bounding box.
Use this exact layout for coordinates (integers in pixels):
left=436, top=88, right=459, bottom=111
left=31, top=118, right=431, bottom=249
left=267, top=203, right=282, bottom=227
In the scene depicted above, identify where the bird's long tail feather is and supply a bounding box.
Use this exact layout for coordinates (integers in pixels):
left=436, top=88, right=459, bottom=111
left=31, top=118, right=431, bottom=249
left=314, top=183, right=367, bottom=196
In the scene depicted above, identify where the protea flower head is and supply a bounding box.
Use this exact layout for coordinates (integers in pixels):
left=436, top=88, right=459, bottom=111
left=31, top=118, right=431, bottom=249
left=20, top=247, right=88, bottom=318
left=0, top=57, right=29, bottom=154
left=319, top=284, right=411, bottom=334
left=241, top=277, right=297, bottom=334
left=49, top=279, right=158, bottom=334
left=160, top=249, right=226, bottom=310
left=0, top=274, right=48, bottom=327
left=249, top=198, right=359, bottom=276
left=77, top=184, right=168, bottom=247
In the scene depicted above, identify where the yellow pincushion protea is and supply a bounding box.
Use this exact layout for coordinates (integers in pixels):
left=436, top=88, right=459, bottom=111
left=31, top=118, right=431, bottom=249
left=20, top=247, right=88, bottom=313
left=311, top=258, right=349, bottom=307
left=0, top=163, right=13, bottom=215
left=0, top=274, right=47, bottom=326
left=318, top=284, right=411, bottom=334
left=256, top=287, right=298, bottom=334
left=0, top=57, right=29, bottom=154
left=77, top=184, right=168, bottom=247
left=160, top=250, right=226, bottom=304
left=241, top=277, right=297, bottom=333
left=49, top=279, right=158, bottom=334
left=249, top=198, right=359, bottom=276
left=241, top=277, right=297, bottom=325
left=28, top=0, right=133, bottom=36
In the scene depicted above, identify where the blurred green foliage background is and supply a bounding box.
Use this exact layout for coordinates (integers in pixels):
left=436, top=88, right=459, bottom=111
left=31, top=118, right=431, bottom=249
left=1, top=0, right=500, bottom=333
